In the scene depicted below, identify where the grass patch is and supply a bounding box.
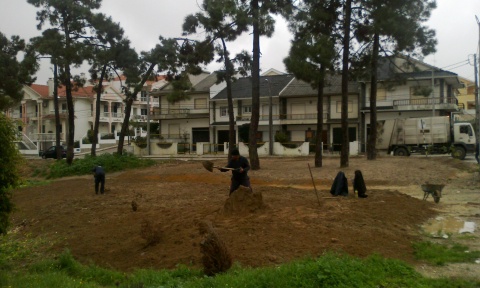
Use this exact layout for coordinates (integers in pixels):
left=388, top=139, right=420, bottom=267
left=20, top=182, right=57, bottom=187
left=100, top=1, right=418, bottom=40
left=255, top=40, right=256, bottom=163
left=19, top=179, right=52, bottom=188
left=41, top=153, right=156, bottom=179
left=1, top=239, right=479, bottom=288
left=413, top=241, right=480, bottom=265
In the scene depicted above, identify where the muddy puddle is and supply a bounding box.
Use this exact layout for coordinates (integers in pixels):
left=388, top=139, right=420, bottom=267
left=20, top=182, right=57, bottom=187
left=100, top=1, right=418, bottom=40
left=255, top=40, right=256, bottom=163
left=422, top=216, right=476, bottom=237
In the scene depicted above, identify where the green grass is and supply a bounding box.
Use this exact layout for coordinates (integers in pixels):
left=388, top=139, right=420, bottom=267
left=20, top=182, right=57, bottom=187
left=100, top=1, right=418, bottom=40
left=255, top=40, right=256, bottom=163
left=1, top=233, right=480, bottom=288
left=413, top=241, right=480, bottom=266
left=42, top=153, right=156, bottom=179
left=19, top=179, right=52, bottom=188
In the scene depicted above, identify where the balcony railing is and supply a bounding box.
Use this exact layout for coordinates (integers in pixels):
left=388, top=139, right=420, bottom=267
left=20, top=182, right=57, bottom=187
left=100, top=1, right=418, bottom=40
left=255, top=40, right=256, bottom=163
left=150, top=133, right=191, bottom=140
left=151, top=106, right=209, bottom=119
left=393, top=97, right=458, bottom=108
left=236, top=113, right=328, bottom=122
left=133, top=115, right=148, bottom=121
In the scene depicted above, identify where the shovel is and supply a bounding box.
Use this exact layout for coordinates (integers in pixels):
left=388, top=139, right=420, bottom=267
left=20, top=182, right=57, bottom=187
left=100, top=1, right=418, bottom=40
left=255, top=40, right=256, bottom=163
left=202, top=160, right=237, bottom=172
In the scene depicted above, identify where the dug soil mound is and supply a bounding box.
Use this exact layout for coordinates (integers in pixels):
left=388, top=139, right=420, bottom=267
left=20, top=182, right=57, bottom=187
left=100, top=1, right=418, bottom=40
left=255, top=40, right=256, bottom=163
left=10, top=156, right=477, bottom=273
left=223, top=187, right=266, bottom=215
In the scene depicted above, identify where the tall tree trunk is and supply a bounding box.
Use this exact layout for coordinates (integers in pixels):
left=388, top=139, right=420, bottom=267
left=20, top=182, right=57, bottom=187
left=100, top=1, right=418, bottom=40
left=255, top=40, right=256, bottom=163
left=91, top=64, right=107, bottom=157
left=63, top=19, right=74, bottom=165
left=221, top=38, right=236, bottom=160
left=53, top=62, right=62, bottom=160
left=340, top=0, right=352, bottom=168
left=314, top=66, right=326, bottom=167
left=117, top=63, right=156, bottom=155
left=248, top=0, right=260, bottom=170
left=367, top=32, right=379, bottom=160
left=65, top=64, right=75, bottom=165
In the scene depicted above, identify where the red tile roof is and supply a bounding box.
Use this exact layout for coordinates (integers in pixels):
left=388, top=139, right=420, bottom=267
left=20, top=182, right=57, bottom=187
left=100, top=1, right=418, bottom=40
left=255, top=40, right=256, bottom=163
left=29, top=84, right=50, bottom=98
left=57, top=85, right=96, bottom=98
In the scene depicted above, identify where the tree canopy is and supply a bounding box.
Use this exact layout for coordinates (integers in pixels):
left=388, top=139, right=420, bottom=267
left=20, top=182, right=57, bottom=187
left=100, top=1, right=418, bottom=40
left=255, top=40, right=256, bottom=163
left=0, top=32, right=38, bottom=110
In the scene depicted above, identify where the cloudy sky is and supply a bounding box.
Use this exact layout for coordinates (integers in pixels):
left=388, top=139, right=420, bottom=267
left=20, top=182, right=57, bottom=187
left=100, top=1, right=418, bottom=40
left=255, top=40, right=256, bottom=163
left=1, top=0, right=479, bottom=84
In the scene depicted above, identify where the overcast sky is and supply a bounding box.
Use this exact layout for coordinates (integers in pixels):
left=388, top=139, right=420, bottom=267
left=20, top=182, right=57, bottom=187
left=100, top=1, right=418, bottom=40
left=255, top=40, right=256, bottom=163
left=1, top=0, right=479, bottom=84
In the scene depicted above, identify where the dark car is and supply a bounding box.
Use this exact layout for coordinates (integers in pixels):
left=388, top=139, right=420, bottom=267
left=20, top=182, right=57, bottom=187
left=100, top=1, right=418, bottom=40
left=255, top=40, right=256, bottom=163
left=39, top=146, right=67, bottom=159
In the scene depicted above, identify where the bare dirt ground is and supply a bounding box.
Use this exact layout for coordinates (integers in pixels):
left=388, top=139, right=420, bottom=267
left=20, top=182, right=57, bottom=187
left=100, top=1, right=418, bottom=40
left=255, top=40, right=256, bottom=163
left=10, top=155, right=480, bottom=279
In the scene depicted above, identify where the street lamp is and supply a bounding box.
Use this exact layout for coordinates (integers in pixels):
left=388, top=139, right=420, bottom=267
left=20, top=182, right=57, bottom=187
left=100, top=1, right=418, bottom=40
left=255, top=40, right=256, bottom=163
left=40, top=56, right=61, bottom=159
left=476, top=16, right=480, bottom=144
left=264, top=79, right=273, bottom=156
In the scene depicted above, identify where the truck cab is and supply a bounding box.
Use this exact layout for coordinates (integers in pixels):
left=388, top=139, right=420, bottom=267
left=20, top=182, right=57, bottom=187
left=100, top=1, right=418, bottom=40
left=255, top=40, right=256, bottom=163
left=452, top=123, right=476, bottom=159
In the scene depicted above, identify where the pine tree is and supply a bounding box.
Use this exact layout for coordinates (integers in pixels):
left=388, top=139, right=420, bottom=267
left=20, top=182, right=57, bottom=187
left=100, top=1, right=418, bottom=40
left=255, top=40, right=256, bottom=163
left=183, top=0, right=250, bottom=159
left=28, top=0, right=103, bottom=164
left=284, top=0, right=341, bottom=168
left=0, top=32, right=38, bottom=110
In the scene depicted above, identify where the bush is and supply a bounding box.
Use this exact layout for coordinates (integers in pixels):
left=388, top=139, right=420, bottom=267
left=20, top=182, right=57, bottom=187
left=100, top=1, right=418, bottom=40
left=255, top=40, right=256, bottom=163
left=0, top=114, right=22, bottom=234
left=274, top=131, right=289, bottom=143
left=100, top=133, right=115, bottom=140
left=134, top=136, right=147, bottom=149
left=45, top=153, right=156, bottom=179
left=140, top=219, right=162, bottom=248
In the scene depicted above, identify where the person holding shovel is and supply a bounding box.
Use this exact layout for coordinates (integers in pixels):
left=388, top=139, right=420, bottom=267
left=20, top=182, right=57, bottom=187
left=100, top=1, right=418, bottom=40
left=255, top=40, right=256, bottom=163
left=220, top=148, right=252, bottom=195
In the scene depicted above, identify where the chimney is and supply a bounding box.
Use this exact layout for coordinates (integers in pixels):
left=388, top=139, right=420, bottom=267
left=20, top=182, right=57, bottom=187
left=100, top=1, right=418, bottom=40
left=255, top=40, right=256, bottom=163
left=47, top=78, right=54, bottom=97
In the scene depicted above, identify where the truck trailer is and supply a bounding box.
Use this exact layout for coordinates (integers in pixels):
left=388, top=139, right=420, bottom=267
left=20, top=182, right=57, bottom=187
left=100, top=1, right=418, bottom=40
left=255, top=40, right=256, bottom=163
left=376, top=116, right=475, bottom=160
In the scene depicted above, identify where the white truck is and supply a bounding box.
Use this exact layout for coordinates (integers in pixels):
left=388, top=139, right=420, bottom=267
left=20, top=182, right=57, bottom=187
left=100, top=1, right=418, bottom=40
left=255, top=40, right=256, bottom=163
left=376, top=116, right=476, bottom=160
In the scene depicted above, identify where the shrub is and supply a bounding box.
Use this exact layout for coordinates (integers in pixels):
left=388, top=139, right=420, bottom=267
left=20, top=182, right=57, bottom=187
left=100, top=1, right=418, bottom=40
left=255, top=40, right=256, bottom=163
left=0, top=114, right=22, bottom=234
left=140, top=219, right=162, bottom=247
left=274, top=131, right=289, bottom=143
left=134, top=136, right=147, bottom=149
left=45, top=153, right=156, bottom=179
left=198, top=221, right=232, bottom=276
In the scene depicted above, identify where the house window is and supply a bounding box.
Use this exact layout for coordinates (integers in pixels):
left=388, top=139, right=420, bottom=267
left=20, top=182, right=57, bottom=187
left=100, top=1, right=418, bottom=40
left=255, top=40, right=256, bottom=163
left=336, top=101, right=353, bottom=113
left=377, top=88, right=386, bottom=101
left=141, top=109, right=148, bottom=116
left=410, top=86, right=432, bottom=97
left=255, top=131, right=263, bottom=142
left=140, top=91, right=147, bottom=102
left=467, top=101, right=475, bottom=110
left=243, top=105, right=252, bottom=114
left=194, top=98, right=207, bottom=109
left=220, top=107, right=227, bottom=117
left=61, top=103, right=67, bottom=112
left=305, top=129, right=315, bottom=142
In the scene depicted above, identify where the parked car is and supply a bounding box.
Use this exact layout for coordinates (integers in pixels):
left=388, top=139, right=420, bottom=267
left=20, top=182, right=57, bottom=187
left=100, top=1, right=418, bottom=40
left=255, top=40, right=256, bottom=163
left=39, top=146, right=67, bottom=159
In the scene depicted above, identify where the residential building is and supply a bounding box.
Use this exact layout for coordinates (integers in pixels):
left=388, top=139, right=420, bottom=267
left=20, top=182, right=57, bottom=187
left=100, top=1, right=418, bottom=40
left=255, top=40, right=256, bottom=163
left=150, top=72, right=218, bottom=151
left=210, top=73, right=361, bottom=152
left=280, top=76, right=360, bottom=151
left=5, top=75, right=166, bottom=152
left=456, top=76, right=476, bottom=122
left=359, top=56, right=464, bottom=152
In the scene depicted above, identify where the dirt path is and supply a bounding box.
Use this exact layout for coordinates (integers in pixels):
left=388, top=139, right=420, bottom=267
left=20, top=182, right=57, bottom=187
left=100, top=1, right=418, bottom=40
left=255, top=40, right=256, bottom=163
left=10, top=156, right=480, bottom=278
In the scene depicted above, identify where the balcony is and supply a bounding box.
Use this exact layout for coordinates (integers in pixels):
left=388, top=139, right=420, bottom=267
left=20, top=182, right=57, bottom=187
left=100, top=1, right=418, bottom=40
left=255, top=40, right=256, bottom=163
left=279, top=112, right=328, bottom=125
left=132, top=115, right=148, bottom=122
left=392, top=97, right=458, bottom=111
left=151, top=106, right=209, bottom=120
left=234, top=113, right=328, bottom=125
left=30, top=133, right=65, bottom=142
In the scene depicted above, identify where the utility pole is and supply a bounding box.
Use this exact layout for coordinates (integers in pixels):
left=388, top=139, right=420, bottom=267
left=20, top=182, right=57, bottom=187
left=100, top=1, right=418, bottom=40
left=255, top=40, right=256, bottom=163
left=146, top=90, right=151, bottom=155
left=265, top=79, right=273, bottom=156
left=476, top=16, right=480, bottom=143
left=431, top=69, right=435, bottom=146
left=475, top=54, right=479, bottom=142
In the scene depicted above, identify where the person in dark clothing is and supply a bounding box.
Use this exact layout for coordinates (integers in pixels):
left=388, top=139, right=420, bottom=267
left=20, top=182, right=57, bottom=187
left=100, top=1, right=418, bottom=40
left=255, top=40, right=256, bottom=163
left=92, top=165, right=105, bottom=194
left=353, top=170, right=368, bottom=198
left=330, top=171, right=348, bottom=196
left=220, top=148, right=252, bottom=195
